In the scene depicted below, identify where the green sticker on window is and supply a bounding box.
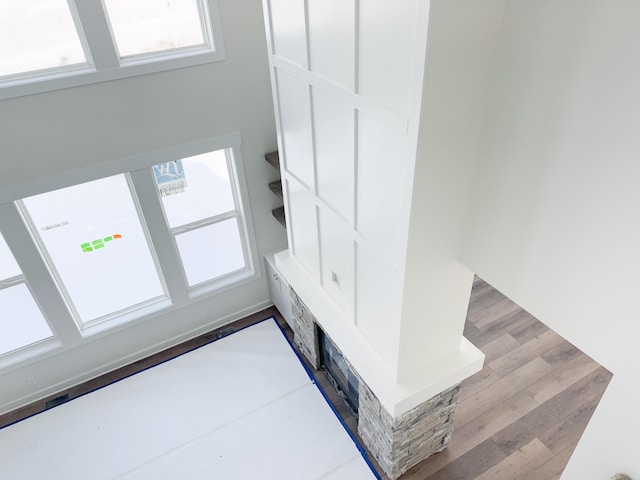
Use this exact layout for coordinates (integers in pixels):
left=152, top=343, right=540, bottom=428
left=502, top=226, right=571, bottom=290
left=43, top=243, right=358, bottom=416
left=81, top=234, right=122, bottom=253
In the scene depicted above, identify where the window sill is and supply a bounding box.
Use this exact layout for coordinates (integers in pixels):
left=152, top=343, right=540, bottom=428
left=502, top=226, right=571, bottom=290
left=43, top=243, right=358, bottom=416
left=79, top=297, right=173, bottom=339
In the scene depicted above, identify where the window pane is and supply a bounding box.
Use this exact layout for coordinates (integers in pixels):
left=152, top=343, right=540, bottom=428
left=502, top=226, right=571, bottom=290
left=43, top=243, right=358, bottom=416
left=0, top=0, right=86, bottom=78
left=0, top=232, right=21, bottom=280
left=23, top=175, right=165, bottom=323
left=104, top=0, right=206, bottom=58
left=156, top=150, right=235, bottom=229
left=0, top=284, right=53, bottom=355
left=175, top=219, right=245, bottom=286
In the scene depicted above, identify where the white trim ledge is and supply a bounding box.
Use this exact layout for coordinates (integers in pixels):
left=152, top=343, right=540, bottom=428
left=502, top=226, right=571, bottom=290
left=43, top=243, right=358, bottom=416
left=274, top=248, right=484, bottom=418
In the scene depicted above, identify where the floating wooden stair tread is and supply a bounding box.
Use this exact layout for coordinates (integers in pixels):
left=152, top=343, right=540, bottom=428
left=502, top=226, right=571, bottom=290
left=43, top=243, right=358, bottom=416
left=272, top=206, right=286, bottom=228
left=265, top=151, right=280, bottom=169
left=269, top=180, right=283, bottom=198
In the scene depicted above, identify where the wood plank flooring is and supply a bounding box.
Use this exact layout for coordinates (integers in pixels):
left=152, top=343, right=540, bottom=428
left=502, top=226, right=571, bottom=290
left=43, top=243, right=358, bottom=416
left=397, top=277, right=612, bottom=480
left=0, top=278, right=612, bottom=480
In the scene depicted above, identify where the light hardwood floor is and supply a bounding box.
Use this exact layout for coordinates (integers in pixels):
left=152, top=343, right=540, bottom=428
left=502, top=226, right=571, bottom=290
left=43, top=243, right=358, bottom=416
left=0, top=278, right=611, bottom=480
left=396, top=277, right=612, bottom=480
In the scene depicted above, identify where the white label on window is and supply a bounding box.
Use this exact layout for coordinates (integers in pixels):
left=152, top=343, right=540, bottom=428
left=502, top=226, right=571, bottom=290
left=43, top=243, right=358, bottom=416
left=40, top=220, right=70, bottom=231
left=154, top=160, right=187, bottom=197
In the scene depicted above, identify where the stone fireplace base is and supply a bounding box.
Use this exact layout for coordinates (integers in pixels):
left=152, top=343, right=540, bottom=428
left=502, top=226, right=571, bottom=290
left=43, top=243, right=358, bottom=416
left=290, top=288, right=462, bottom=480
left=358, top=382, right=461, bottom=479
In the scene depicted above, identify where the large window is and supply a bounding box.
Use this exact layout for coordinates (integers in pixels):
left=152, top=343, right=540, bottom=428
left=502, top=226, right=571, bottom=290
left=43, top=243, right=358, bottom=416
left=0, top=0, right=224, bottom=99
left=155, top=150, right=246, bottom=287
left=0, top=233, right=53, bottom=357
left=104, top=0, right=207, bottom=59
left=21, top=175, right=166, bottom=325
left=0, top=139, right=257, bottom=365
left=0, top=1, right=87, bottom=78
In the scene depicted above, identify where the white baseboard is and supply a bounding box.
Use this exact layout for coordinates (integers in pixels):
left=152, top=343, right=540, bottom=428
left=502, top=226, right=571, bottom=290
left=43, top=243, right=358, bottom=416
left=0, top=299, right=273, bottom=416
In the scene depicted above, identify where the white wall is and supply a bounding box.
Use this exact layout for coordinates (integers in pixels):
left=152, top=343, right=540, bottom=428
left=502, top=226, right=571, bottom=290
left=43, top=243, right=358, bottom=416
left=0, top=0, right=284, bottom=413
left=462, top=1, right=640, bottom=478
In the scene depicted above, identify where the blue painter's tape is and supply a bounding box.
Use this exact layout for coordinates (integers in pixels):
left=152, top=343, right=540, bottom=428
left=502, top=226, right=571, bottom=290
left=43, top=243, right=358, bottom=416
left=0, top=315, right=381, bottom=480
left=273, top=319, right=383, bottom=480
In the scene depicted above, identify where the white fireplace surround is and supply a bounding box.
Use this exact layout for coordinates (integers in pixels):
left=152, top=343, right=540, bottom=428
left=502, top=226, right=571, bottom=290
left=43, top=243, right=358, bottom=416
left=275, top=249, right=483, bottom=418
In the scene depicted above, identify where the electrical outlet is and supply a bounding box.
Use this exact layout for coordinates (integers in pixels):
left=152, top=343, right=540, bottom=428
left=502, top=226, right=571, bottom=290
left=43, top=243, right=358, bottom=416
left=331, top=271, right=341, bottom=289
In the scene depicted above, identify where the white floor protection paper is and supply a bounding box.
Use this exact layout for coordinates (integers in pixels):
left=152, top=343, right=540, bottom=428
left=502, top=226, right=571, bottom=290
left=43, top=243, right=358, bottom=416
left=0, top=319, right=378, bottom=480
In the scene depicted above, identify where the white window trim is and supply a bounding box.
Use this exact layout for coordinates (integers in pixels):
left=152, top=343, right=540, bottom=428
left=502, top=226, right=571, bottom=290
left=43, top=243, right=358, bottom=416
left=0, top=133, right=259, bottom=359
left=0, top=216, right=65, bottom=370
left=153, top=148, right=256, bottom=295
left=0, top=0, right=226, bottom=101
left=15, top=173, right=173, bottom=332
left=0, top=132, right=241, bottom=205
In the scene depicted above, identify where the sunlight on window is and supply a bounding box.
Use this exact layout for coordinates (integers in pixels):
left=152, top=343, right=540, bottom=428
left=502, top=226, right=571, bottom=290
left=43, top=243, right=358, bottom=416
left=103, top=0, right=206, bottom=58
left=0, top=0, right=86, bottom=77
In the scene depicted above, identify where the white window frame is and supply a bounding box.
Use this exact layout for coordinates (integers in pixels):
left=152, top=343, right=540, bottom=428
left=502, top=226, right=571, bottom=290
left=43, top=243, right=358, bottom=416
left=0, top=0, right=226, bottom=101
left=150, top=149, right=252, bottom=293
left=0, top=274, right=59, bottom=362
left=0, top=220, right=63, bottom=370
left=0, top=277, right=62, bottom=369
left=16, top=174, right=172, bottom=332
left=0, top=133, right=259, bottom=363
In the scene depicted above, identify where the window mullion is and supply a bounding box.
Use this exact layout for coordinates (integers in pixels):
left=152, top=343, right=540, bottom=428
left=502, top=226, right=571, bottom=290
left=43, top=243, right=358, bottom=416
left=170, top=211, right=239, bottom=235
left=198, top=0, right=213, bottom=48
left=0, top=203, right=81, bottom=344
left=128, top=169, right=190, bottom=303
left=70, top=0, right=120, bottom=70
left=0, top=275, right=26, bottom=290
left=0, top=275, right=25, bottom=289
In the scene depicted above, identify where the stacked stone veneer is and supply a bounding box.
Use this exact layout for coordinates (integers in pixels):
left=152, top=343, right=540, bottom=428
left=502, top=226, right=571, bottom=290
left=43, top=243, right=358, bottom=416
left=289, top=288, right=464, bottom=479
left=358, top=382, right=461, bottom=479
left=289, top=288, right=321, bottom=369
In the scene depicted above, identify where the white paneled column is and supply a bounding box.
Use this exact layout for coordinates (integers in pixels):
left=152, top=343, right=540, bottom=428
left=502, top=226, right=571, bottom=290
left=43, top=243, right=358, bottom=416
left=395, top=0, right=507, bottom=380
left=285, top=177, right=320, bottom=279
left=312, top=87, right=355, bottom=223
left=275, top=70, right=315, bottom=189
left=307, top=0, right=356, bottom=90
left=263, top=0, right=503, bottom=416
left=267, top=0, right=309, bottom=68
left=358, top=0, right=417, bottom=114
left=318, top=207, right=354, bottom=316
